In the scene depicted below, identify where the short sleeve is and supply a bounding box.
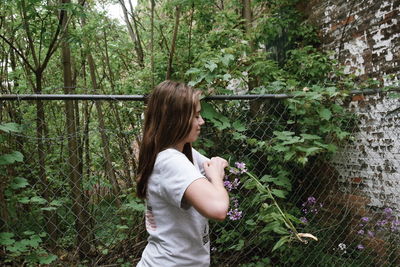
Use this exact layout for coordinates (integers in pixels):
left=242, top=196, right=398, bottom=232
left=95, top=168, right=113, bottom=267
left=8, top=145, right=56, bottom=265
left=158, top=151, right=205, bottom=208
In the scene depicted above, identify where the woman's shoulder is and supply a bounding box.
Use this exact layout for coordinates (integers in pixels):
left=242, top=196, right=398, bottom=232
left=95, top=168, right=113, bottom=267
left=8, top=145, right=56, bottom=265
left=156, top=148, right=187, bottom=165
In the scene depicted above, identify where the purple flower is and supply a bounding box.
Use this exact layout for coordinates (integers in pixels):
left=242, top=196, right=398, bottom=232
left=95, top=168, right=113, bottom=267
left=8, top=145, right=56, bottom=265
left=357, top=229, right=364, bottom=235
left=391, top=219, right=400, bottom=232
left=224, top=180, right=233, bottom=191
left=232, top=178, right=240, bottom=188
left=231, top=197, right=239, bottom=208
left=234, top=162, right=247, bottom=173
left=367, top=230, right=375, bottom=237
left=357, top=244, right=365, bottom=250
left=227, top=208, right=243, bottom=220
left=384, top=208, right=393, bottom=215
left=361, top=217, right=370, bottom=222
left=300, top=217, right=308, bottom=224
left=307, top=197, right=316, bottom=204
left=376, top=219, right=388, bottom=227
left=223, top=178, right=240, bottom=191
left=229, top=167, right=240, bottom=175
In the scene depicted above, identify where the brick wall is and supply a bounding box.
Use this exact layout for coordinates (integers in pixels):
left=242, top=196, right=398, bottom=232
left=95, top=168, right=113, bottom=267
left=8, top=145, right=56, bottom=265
left=301, top=0, right=400, bottom=210
left=300, top=0, right=400, bottom=258
left=304, top=0, right=400, bottom=85
left=331, top=93, right=400, bottom=209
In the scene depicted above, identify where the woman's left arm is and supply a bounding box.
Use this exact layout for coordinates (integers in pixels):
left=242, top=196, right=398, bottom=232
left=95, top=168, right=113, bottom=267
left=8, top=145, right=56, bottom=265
left=184, top=157, right=229, bottom=221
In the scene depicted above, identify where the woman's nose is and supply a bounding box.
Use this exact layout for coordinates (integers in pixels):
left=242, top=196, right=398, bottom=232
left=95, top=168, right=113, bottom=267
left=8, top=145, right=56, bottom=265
left=199, top=116, right=205, bottom=125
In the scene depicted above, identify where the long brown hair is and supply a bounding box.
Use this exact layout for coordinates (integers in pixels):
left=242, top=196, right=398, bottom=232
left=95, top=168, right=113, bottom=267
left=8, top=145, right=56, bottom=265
left=136, top=80, right=200, bottom=199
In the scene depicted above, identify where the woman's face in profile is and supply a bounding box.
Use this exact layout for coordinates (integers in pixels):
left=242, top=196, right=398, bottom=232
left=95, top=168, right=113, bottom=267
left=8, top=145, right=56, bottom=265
left=184, top=101, right=204, bottom=143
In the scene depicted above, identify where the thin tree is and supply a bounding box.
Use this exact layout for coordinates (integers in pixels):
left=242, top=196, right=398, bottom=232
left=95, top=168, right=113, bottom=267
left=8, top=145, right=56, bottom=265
left=60, top=0, right=92, bottom=258
left=150, top=0, right=155, bottom=87
left=119, top=0, right=144, bottom=67
left=79, top=2, right=121, bottom=205
left=166, top=5, right=181, bottom=80
left=102, top=26, right=134, bottom=188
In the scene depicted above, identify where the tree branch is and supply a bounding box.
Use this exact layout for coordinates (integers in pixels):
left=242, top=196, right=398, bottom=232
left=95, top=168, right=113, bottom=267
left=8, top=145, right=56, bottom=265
left=0, top=33, right=34, bottom=72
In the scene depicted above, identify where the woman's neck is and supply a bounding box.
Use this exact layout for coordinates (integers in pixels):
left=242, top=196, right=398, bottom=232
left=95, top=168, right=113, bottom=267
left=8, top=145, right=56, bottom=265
left=173, top=142, right=184, bottom=152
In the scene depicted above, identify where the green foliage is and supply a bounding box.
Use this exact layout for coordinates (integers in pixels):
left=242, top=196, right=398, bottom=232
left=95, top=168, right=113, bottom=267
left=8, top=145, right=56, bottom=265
left=0, top=231, right=57, bottom=264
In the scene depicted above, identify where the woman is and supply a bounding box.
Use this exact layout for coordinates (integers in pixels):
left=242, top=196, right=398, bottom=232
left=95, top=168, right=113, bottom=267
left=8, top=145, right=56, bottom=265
left=136, top=80, right=229, bottom=267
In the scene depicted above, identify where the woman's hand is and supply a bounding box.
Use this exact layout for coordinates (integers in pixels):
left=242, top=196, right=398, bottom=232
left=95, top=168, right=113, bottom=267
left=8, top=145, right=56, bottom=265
left=184, top=156, right=229, bottom=221
left=203, top=157, right=228, bottom=183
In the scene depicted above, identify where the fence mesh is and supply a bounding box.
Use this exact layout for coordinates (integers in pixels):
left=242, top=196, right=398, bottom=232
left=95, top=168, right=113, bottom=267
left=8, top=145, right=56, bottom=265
left=0, top=92, right=399, bottom=266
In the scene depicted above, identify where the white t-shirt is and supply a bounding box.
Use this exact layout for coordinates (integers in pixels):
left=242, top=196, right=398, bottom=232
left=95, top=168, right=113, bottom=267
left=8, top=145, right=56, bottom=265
left=136, top=148, right=210, bottom=267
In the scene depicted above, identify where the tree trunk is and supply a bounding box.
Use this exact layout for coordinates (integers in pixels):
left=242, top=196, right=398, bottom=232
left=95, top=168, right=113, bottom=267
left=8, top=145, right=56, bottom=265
left=0, top=177, right=8, bottom=231
left=119, top=0, right=144, bottom=67
left=35, top=74, right=59, bottom=247
left=242, top=0, right=261, bottom=115
left=166, top=5, right=181, bottom=80
left=150, top=0, right=155, bottom=87
left=87, top=53, right=121, bottom=205
left=103, top=29, right=133, bottom=189
left=187, top=4, right=194, bottom=69
left=61, top=0, right=92, bottom=258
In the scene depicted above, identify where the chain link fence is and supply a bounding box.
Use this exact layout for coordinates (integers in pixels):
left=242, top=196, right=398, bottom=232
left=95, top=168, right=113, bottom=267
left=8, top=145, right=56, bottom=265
left=0, top=92, right=399, bottom=266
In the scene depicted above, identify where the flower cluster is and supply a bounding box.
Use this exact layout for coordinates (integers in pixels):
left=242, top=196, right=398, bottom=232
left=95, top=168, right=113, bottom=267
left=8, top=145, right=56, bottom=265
left=332, top=242, right=348, bottom=256
left=356, top=207, right=399, bottom=250
left=299, top=196, right=323, bottom=224
left=229, top=162, right=248, bottom=175
left=224, top=162, right=246, bottom=221
left=227, top=198, right=243, bottom=220
left=223, top=177, right=240, bottom=192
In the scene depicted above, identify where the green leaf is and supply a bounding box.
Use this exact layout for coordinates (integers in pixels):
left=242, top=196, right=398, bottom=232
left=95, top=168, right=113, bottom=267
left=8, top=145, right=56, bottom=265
left=0, top=123, right=22, bottom=133
left=272, top=236, right=290, bottom=251
left=10, top=177, right=29, bottom=190
left=297, top=146, right=321, bottom=156
left=49, top=200, right=63, bottom=206
left=201, top=102, right=219, bottom=120
left=204, top=61, right=217, bottom=72
left=261, top=221, right=280, bottom=232
left=185, top=68, right=201, bottom=75
left=30, top=196, right=47, bottom=205
left=283, top=151, right=296, bottom=161
left=0, top=151, right=24, bottom=165
left=217, top=116, right=231, bottom=130
left=300, top=134, right=321, bottom=140
left=273, top=131, right=295, bottom=139
left=116, top=224, right=129, bottom=230
left=41, top=207, right=57, bottom=211
left=18, top=197, right=30, bottom=204
left=38, top=254, right=57, bottom=264
left=232, top=120, right=246, bottom=132
left=0, top=232, right=15, bottom=246
left=21, top=235, right=41, bottom=247
left=271, top=189, right=286, bottom=198
left=22, top=231, right=35, bottom=236
left=8, top=240, right=28, bottom=252
left=222, top=73, right=232, bottom=81
left=318, top=108, right=332, bottom=120
left=245, top=219, right=256, bottom=226
left=221, top=54, right=234, bottom=66
left=232, top=132, right=245, bottom=140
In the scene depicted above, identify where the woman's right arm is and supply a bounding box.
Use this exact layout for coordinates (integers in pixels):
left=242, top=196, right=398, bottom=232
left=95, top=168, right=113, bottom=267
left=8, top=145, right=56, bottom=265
left=183, top=157, right=229, bottom=221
